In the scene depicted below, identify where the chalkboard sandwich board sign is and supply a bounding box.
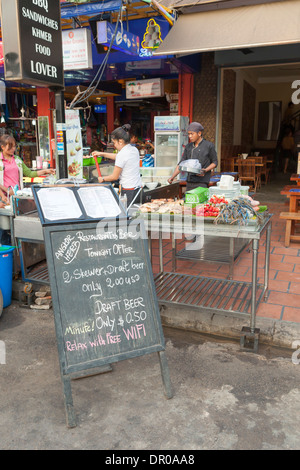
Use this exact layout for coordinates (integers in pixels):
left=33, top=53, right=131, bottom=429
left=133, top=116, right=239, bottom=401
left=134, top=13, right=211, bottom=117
left=33, top=185, right=173, bottom=428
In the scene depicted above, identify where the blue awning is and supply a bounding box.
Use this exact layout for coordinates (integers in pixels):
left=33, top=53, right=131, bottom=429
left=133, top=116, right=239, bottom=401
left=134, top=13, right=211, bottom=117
left=60, top=0, right=122, bottom=18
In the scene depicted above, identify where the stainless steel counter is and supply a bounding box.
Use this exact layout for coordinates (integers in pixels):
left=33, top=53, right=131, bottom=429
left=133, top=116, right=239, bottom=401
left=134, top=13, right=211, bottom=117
left=9, top=196, right=47, bottom=284
left=14, top=212, right=43, bottom=242
left=137, top=213, right=272, bottom=351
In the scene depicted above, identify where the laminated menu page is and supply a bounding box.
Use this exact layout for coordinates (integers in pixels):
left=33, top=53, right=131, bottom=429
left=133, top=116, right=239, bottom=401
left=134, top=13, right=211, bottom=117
left=77, top=186, right=121, bottom=218
left=36, top=187, right=83, bottom=221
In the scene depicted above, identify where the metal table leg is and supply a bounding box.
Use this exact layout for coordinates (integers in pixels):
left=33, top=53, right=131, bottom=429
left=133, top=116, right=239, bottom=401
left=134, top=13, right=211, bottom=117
left=240, top=238, right=260, bottom=352
left=171, top=232, right=176, bottom=272
left=148, top=232, right=152, bottom=264
left=250, top=238, right=259, bottom=333
left=263, top=221, right=272, bottom=300
left=159, top=231, right=164, bottom=273
left=229, top=237, right=234, bottom=279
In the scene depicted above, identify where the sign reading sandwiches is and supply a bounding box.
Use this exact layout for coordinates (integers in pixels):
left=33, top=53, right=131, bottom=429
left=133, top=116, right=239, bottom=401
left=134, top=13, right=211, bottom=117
left=0, top=0, right=64, bottom=88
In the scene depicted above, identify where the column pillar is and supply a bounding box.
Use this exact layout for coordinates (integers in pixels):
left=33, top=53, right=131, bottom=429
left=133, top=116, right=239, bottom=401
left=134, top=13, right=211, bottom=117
left=36, top=87, right=55, bottom=167
left=107, top=96, right=115, bottom=135
left=178, top=73, right=194, bottom=121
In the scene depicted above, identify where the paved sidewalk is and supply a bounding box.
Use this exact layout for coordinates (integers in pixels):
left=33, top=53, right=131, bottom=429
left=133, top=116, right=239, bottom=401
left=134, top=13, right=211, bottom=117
left=0, top=304, right=299, bottom=450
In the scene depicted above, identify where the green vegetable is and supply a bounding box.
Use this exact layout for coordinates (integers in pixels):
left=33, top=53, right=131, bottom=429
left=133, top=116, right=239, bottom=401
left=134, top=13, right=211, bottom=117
left=258, top=205, right=267, bottom=212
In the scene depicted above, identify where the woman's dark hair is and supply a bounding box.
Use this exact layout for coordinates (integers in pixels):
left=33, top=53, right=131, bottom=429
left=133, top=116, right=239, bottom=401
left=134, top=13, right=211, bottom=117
left=0, top=134, right=16, bottom=150
left=111, top=124, right=131, bottom=143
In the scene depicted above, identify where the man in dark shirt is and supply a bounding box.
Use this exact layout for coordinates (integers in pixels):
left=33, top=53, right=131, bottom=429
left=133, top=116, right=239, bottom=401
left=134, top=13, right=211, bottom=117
left=168, top=121, right=218, bottom=191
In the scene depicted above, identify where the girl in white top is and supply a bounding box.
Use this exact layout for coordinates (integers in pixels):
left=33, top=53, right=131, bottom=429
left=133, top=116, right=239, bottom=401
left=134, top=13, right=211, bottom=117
left=92, top=124, right=142, bottom=205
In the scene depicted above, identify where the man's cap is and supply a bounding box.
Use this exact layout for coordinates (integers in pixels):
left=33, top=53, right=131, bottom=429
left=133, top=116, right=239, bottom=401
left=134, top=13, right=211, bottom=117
left=187, top=122, right=204, bottom=132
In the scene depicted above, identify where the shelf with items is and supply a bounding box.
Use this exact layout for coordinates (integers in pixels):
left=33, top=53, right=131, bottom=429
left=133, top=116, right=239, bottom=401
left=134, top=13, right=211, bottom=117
left=18, top=141, right=38, bottom=168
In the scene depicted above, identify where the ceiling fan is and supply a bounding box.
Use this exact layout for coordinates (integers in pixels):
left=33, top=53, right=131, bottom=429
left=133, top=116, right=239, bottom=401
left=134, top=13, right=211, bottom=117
left=8, top=106, right=36, bottom=121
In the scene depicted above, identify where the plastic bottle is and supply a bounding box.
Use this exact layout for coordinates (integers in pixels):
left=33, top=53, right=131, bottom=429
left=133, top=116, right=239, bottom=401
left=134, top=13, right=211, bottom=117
left=36, top=156, right=43, bottom=169
left=120, top=193, right=127, bottom=211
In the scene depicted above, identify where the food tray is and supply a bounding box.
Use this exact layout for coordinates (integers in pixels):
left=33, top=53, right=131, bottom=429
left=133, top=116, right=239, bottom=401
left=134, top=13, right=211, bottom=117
left=179, top=163, right=202, bottom=174
left=136, top=212, right=185, bottom=221
left=136, top=211, right=259, bottom=227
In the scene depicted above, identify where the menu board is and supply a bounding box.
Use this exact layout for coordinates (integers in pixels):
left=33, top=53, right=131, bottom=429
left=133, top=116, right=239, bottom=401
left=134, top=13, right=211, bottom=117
left=45, top=219, right=165, bottom=373
left=43, top=219, right=172, bottom=426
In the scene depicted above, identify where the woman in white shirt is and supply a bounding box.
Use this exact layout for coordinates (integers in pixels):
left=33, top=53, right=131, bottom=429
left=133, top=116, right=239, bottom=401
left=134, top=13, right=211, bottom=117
left=92, top=124, right=142, bottom=205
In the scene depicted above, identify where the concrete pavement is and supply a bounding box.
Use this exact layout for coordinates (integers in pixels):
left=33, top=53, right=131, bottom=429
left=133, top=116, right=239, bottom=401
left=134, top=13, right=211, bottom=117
left=0, top=302, right=299, bottom=450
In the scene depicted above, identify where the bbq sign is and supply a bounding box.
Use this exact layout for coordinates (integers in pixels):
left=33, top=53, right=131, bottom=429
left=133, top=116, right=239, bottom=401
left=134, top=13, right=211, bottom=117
left=0, top=0, right=64, bottom=88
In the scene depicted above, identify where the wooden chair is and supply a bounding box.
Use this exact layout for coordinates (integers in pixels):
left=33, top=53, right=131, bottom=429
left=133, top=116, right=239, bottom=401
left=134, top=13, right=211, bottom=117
left=255, top=156, right=270, bottom=184
left=237, top=159, right=259, bottom=192
left=280, top=212, right=300, bottom=247
left=221, top=157, right=235, bottom=172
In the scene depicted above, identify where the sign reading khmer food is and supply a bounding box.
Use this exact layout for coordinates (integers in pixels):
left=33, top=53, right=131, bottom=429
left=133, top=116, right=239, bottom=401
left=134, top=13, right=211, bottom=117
left=1, top=0, right=64, bottom=87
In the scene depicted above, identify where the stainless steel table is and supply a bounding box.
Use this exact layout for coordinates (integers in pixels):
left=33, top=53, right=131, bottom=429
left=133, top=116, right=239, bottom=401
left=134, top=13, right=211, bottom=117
left=140, top=213, right=272, bottom=351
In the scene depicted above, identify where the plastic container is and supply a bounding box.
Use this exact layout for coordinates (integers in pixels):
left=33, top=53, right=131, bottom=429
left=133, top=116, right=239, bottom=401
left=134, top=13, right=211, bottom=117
left=83, top=156, right=102, bottom=167
left=0, top=245, right=15, bottom=308
left=240, top=185, right=249, bottom=196
left=209, top=186, right=239, bottom=200
left=142, top=155, right=154, bottom=167
left=219, top=174, right=234, bottom=189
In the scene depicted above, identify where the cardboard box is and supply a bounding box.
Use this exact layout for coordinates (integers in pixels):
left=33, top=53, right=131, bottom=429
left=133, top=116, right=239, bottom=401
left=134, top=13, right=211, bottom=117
left=185, top=186, right=209, bottom=204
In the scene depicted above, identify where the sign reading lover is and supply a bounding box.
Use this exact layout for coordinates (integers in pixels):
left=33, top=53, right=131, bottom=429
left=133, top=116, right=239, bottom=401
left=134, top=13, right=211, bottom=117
left=1, top=0, right=64, bottom=88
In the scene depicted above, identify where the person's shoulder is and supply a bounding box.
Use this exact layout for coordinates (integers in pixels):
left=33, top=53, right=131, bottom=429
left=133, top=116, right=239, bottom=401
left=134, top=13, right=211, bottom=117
left=184, top=141, right=193, bottom=151
left=128, top=144, right=140, bottom=156
left=15, top=156, right=24, bottom=165
left=201, top=139, right=215, bottom=149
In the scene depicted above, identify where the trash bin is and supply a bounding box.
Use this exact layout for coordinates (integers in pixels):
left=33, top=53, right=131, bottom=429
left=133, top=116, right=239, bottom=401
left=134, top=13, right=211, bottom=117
left=0, top=246, right=15, bottom=308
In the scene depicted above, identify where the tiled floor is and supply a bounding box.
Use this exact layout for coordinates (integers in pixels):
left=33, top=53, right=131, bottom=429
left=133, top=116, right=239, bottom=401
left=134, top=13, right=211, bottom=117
left=150, top=174, right=300, bottom=324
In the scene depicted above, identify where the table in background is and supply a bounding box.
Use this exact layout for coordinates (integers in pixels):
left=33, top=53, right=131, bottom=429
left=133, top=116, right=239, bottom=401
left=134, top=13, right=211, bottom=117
left=290, top=174, right=300, bottom=186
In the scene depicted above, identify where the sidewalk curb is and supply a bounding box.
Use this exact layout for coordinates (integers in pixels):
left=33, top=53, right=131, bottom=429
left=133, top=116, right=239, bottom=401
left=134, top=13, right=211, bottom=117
left=160, top=304, right=300, bottom=350
left=12, top=281, right=300, bottom=350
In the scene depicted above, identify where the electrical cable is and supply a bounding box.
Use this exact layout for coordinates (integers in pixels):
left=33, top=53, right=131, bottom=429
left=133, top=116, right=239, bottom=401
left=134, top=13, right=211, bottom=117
left=69, top=5, right=123, bottom=109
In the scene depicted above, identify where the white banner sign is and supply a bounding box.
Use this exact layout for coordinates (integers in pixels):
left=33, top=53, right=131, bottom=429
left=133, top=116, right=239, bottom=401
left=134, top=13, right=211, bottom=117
left=65, top=109, right=83, bottom=179
left=62, top=28, right=93, bottom=70
left=126, top=78, right=164, bottom=99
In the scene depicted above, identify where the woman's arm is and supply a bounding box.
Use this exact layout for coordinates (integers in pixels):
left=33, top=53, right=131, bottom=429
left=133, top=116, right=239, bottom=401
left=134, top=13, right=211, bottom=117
left=22, top=161, right=55, bottom=178
left=0, top=184, right=14, bottom=197
left=36, top=169, right=56, bottom=176
left=98, top=166, right=122, bottom=183
left=0, top=188, right=9, bottom=203
left=92, top=150, right=116, bottom=161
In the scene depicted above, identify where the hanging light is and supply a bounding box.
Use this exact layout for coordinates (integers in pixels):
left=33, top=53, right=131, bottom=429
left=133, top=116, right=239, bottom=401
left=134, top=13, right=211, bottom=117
left=32, top=118, right=36, bottom=126
left=1, top=113, right=5, bottom=123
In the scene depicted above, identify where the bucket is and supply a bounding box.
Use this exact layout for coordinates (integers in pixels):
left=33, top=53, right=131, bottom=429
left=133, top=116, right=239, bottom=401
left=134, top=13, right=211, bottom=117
left=0, top=245, right=15, bottom=308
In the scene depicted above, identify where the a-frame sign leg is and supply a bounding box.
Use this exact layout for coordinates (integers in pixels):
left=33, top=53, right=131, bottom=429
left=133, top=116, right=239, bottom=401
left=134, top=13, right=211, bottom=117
left=158, top=351, right=173, bottom=399
left=62, top=375, right=77, bottom=428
